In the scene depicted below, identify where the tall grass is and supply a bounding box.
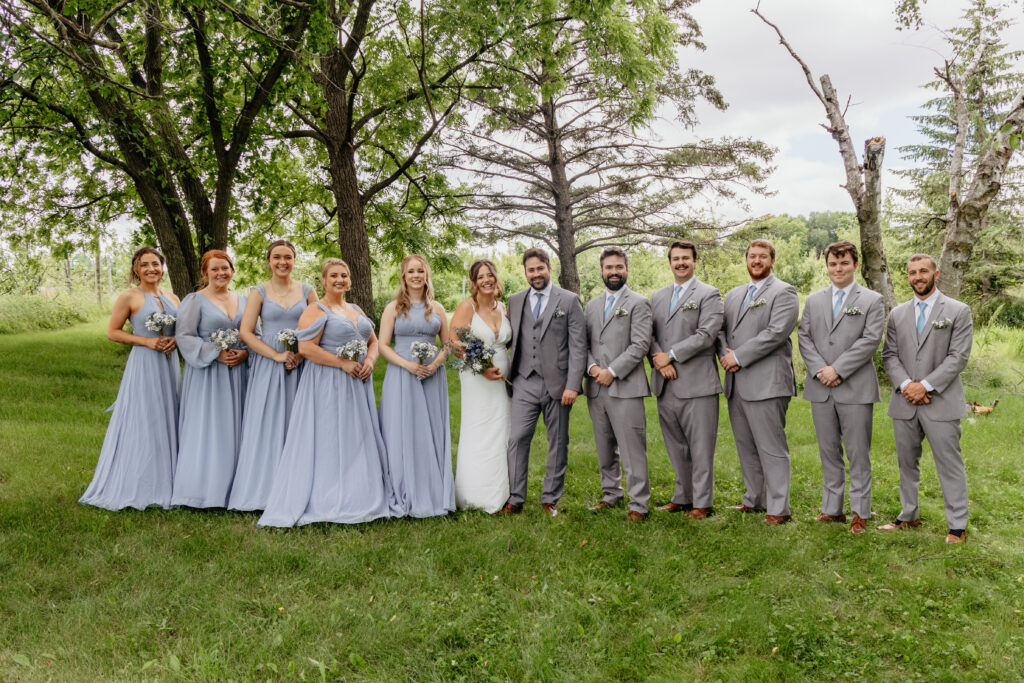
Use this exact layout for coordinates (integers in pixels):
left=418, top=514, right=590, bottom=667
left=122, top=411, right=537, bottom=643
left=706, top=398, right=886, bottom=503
left=1, top=322, right=1023, bottom=680
left=0, top=294, right=106, bottom=335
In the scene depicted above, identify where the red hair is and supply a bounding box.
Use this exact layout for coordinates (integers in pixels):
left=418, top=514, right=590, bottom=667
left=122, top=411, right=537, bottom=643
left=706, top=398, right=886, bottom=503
left=200, top=249, right=234, bottom=283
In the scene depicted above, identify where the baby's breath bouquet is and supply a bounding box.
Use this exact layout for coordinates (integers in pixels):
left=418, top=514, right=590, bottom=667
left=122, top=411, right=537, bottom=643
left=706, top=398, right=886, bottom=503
left=144, top=311, right=176, bottom=357
left=410, top=341, right=439, bottom=382
left=336, top=339, right=368, bottom=362
left=277, top=328, right=298, bottom=375
left=211, top=328, right=241, bottom=370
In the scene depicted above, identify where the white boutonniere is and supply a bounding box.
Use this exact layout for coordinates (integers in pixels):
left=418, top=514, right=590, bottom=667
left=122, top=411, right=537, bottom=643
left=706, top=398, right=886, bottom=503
left=749, top=298, right=767, bottom=309
left=842, top=306, right=863, bottom=316
left=932, top=317, right=952, bottom=329
left=551, top=306, right=566, bottom=318
left=613, top=307, right=628, bottom=318
left=680, top=301, right=698, bottom=312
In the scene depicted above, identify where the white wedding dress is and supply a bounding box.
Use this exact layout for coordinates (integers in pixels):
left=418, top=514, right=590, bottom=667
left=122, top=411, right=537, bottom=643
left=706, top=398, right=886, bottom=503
left=454, top=310, right=512, bottom=513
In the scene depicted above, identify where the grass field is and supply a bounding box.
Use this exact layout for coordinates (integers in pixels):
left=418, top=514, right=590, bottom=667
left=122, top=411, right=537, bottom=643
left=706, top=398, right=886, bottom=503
left=1, top=322, right=1023, bottom=681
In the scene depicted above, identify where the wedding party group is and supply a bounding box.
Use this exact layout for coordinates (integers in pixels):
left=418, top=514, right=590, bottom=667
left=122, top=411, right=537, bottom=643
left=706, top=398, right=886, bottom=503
left=79, top=236, right=973, bottom=544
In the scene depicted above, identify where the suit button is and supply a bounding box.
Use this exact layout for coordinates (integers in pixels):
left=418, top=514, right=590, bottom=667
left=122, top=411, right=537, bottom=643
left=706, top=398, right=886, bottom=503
left=828, top=341, right=834, bottom=346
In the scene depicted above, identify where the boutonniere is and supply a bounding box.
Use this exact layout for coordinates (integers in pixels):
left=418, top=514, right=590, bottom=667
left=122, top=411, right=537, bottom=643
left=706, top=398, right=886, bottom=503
left=842, top=306, right=863, bottom=316
left=749, top=298, right=767, bottom=309
left=613, top=307, right=629, bottom=318
left=932, top=317, right=952, bottom=329
left=551, top=306, right=566, bottom=319
left=680, top=301, right=698, bottom=312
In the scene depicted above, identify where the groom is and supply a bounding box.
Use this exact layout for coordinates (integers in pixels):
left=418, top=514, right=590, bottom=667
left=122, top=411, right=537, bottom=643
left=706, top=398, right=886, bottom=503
left=498, top=247, right=586, bottom=516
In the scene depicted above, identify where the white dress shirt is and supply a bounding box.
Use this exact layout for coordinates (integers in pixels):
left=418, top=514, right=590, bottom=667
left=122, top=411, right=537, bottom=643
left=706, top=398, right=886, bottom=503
left=529, top=282, right=553, bottom=319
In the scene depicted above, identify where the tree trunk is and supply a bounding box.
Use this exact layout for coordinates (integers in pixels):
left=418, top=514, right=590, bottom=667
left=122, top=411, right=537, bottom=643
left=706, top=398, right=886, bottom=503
left=95, top=236, right=102, bottom=305
left=329, top=145, right=375, bottom=316
left=541, top=97, right=580, bottom=294
left=857, top=138, right=898, bottom=313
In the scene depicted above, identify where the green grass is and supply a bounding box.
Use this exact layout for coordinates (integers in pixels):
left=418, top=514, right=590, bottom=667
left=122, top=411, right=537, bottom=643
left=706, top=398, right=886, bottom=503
left=1, top=322, right=1023, bottom=680
left=0, top=294, right=106, bottom=335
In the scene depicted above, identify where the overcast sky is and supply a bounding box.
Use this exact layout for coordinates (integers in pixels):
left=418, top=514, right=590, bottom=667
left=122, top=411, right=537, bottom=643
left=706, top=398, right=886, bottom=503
left=665, top=0, right=1024, bottom=220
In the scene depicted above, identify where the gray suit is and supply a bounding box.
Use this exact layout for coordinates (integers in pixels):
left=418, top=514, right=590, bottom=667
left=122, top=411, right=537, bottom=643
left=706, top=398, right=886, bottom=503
left=882, top=291, right=972, bottom=529
left=798, top=283, right=884, bottom=519
left=584, top=286, right=653, bottom=513
left=716, top=275, right=799, bottom=516
left=506, top=285, right=586, bottom=506
left=649, top=279, right=723, bottom=508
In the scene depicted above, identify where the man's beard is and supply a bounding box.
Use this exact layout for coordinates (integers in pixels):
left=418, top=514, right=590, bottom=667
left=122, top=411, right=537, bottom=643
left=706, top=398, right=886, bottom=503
left=604, top=274, right=626, bottom=291
left=912, top=274, right=936, bottom=296
left=530, top=275, right=550, bottom=291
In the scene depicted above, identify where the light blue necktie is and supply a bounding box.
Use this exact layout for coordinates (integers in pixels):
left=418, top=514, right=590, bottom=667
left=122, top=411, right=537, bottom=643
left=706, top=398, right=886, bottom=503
left=916, top=301, right=927, bottom=334
left=532, top=292, right=543, bottom=320
left=742, top=284, right=757, bottom=309
left=832, top=289, right=845, bottom=320
left=669, top=284, right=683, bottom=313
left=603, top=294, right=615, bottom=321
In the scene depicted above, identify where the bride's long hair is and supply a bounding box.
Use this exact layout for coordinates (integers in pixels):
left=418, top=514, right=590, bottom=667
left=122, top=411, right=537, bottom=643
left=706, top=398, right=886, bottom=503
left=394, top=254, right=435, bottom=321
left=468, top=259, right=504, bottom=303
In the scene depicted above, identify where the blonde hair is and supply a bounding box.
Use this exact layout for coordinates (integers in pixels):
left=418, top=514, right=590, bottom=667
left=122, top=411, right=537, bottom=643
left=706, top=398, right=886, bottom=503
left=468, top=259, right=504, bottom=302
left=320, top=258, right=349, bottom=295
left=394, top=254, right=435, bottom=320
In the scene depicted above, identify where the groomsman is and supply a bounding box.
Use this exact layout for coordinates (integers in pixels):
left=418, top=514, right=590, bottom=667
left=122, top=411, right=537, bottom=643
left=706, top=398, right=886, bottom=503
left=797, top=241, right=884, bottom=534
left=717, top=239, right=799, bottom=524
left=500, top=247, right=586, bottom=516
left=649, top=241, right=724, bottom=519
left=880, top=254, right=972, bottom=543
left=584, top=247, right=653, bottom=521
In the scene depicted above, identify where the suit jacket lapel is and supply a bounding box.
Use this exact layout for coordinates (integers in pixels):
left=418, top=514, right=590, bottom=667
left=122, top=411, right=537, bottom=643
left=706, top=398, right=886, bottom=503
left=829, top=283, right=859, bottom=333
left=917, top=293, right=945, bottom=350
left=737, top=276, right=772, bottom=326
left=601, top=287, right=627, bottom=332
left=537, top=288, right=558, bottom=339
left=667, top=279, right=698, bottom=323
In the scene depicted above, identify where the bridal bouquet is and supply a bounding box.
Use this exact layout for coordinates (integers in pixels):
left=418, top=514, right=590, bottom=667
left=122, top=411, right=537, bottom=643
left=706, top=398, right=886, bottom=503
left=446, top=327, right=498, bottom=376
left=337, top=339, right=368, bottom=362
left=144, top=311, right=176, bottom=357
left=410, top=341, right=439, bottom=382
left=277, top=328, right=298, bottom=374
left=211, top=328, right=241, bottom=370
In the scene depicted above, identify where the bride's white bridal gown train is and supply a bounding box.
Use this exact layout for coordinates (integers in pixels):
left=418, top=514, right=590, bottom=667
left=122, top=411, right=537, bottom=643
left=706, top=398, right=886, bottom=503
left=454, top=311, right=512, bottom=513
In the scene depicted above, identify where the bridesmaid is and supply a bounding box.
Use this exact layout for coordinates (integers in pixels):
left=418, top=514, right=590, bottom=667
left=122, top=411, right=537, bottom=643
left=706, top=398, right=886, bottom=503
left=228, top=239, right=317, bottom=511
left=259, top=258, right=394, bottom=527
left=377, top=254, right=454, bottom=518
left=80, top=247, right=181, bottom=510
left=172, top=249, right=249, bottom=508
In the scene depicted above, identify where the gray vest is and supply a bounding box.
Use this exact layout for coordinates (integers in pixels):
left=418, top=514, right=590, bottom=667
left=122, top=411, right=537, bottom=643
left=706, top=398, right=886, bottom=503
left=518, top=296, right=545, bottom=379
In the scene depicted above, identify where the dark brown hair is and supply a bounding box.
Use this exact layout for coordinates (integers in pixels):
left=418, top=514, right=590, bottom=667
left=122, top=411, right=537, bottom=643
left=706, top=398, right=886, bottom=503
left=746, top=239, right=776, bottom=260
left=522, top=247, right=550, bottom=267
left=599, top=246, right=628, bottom=267
left=824, top=240, right=859, bottom=264
left=907, top=253, right=937, bottom=269
left=468, top=259, right=504, bottom=301
left=266, top=239, right=297, bottom=261
left=128, top=246, right=165, bottom=285
left=667, top=240, right=698, bottom=261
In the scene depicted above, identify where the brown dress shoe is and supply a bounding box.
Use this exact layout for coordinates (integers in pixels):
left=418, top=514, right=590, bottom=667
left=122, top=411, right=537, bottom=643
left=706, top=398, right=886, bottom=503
left=764, top=514, right=791, bottom=525
left=541, top=502, right=558, bottom=517
left=589, top=500, right=618, bottom=512
left=494, top=502, right=523, bottom=516
left=687, top=507, right=713, bottom=519
left=727, top=504, right=765, bottom=513
left=945, top=529, right=967, bottom=544
left=816, top=513, right=847, bottom=523
left=626, top=510, right=649, bottom=522
left=849, top=514, right=867, bottom=534
left=657, top=502, right=692, bottom=513
left=877, top=518, right=920, bottom=531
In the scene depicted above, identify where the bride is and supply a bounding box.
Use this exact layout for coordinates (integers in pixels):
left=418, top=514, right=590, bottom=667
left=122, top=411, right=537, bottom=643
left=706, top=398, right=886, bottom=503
left=450, top=259, right=511, bottom=513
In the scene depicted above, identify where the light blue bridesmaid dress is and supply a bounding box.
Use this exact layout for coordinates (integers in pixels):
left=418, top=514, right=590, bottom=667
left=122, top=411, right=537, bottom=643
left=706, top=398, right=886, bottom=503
left=258, top=302, right=394, bottom=527
left=80, top=291, right=181, bottom=510
left=172, top=291, right=248, bottom=508
left=229, top=283, right=313, bottom=511
left=378, top=302, right=454, bottom=517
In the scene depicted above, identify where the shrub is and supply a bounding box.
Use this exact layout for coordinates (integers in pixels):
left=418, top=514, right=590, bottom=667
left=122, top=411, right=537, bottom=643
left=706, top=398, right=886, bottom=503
left=0, top=294, right=106, bottom=335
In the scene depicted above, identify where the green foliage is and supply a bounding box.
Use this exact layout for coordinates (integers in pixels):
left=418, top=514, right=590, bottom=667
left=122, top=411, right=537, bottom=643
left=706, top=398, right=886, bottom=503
left=2, top=323, right=1024, bottom=679
left=0, top=294, right=104, bottom=334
